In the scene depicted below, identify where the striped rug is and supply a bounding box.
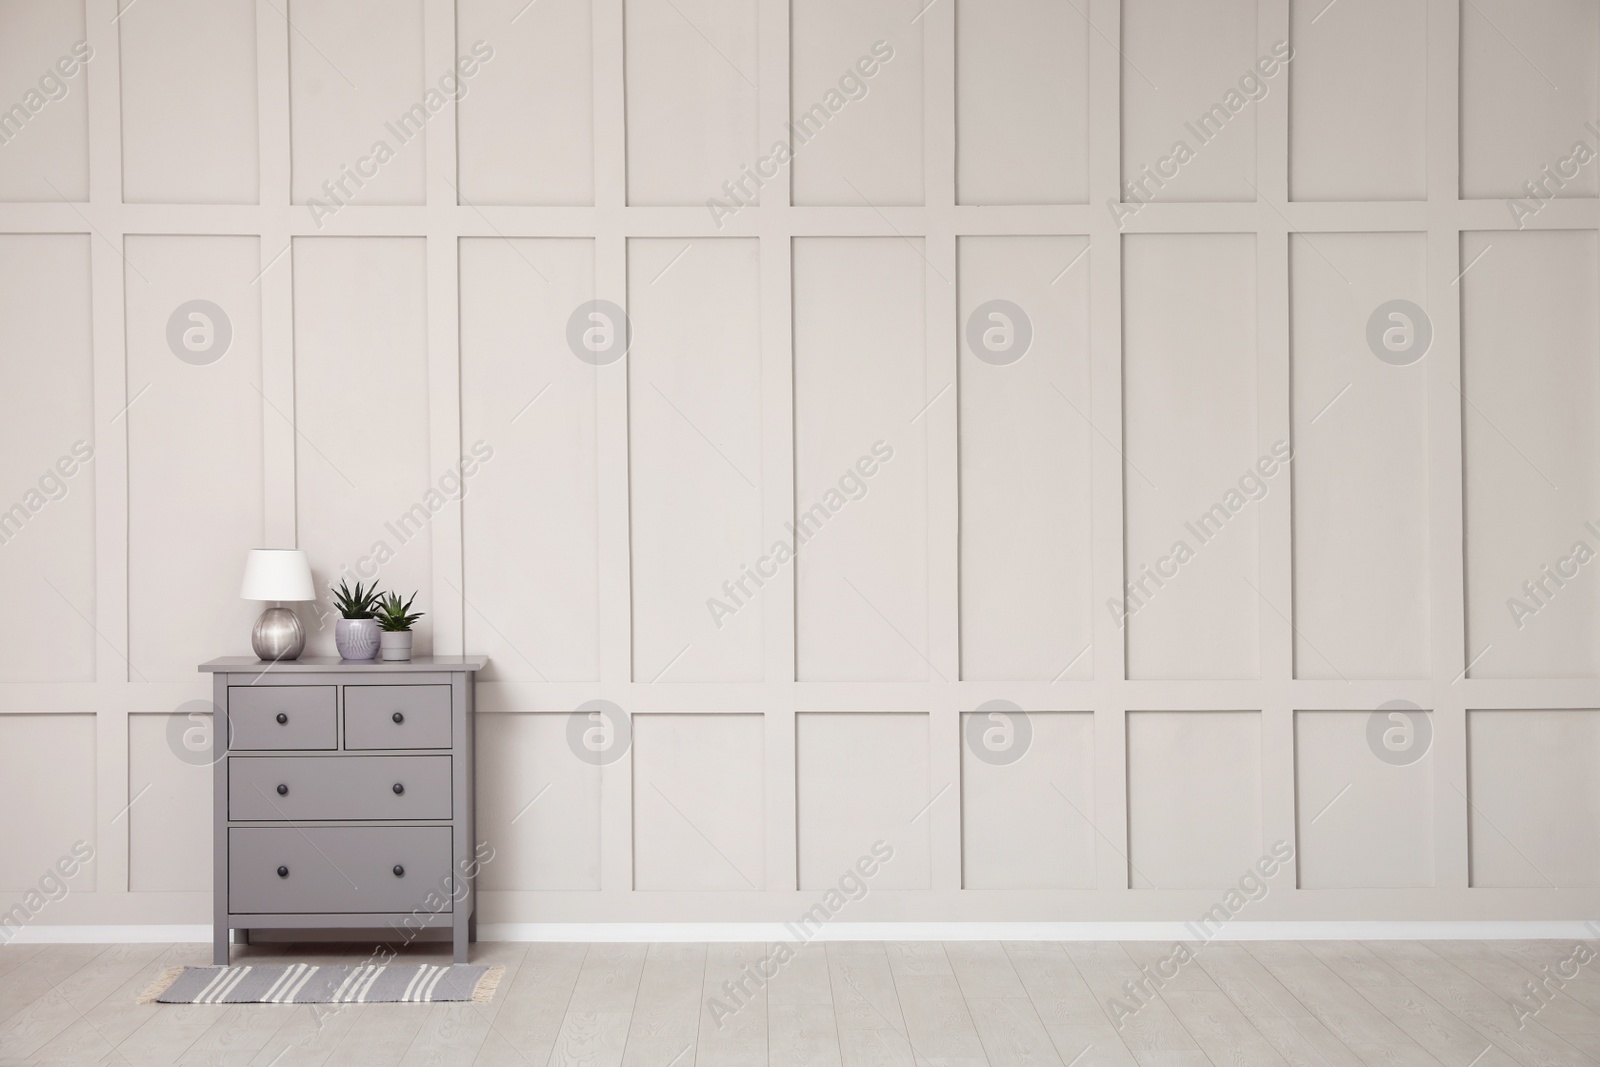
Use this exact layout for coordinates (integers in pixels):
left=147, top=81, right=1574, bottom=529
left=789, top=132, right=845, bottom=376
left=140, top=963, right=502, bottom=1005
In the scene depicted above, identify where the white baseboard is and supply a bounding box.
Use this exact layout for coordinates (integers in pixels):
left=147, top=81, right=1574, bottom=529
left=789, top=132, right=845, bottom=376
left=480, top=921, right=1600, bottom=942
left=2, top=924, right=214, bottom=944
left=6, top=920, right=1598, bottom=945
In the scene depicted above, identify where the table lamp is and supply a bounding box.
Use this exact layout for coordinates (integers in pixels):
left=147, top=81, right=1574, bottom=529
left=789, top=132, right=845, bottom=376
left=240, top=549, right=315, bottom=661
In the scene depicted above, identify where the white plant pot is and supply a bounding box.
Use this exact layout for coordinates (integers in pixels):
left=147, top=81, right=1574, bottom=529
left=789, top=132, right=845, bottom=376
left=379, top=631, right=414, bottom=662
left=335, top=617, right=381, bottom=661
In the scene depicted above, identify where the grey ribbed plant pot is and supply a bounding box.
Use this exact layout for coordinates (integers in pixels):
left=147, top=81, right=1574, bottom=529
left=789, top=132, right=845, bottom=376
left=379, top=631, right=414, bottom=662
left=334, top=618, right=381, bottom=661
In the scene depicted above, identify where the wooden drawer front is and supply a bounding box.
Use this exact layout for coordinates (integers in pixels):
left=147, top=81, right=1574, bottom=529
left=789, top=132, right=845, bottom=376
left=228, top=756, right=452, bottom=822
left=229, top=826, right=453, bottom=914
left=227, top=686, right=336, bottom=750
left=344, top=684, right=452, bottom=749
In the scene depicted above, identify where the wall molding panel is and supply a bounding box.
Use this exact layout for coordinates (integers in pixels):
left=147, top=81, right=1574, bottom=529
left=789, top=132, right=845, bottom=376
left=1, top=0, right=1598, bottom=929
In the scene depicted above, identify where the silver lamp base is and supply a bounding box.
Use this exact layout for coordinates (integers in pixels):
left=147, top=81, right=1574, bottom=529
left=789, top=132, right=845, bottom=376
left=252, top=605, right=305, bottom=661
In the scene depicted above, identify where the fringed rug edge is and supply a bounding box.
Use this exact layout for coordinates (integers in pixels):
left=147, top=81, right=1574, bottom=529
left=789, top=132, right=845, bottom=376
left=137, top=964, right=187, bottom=1005
left=472, top=964, right=505, bottom=1003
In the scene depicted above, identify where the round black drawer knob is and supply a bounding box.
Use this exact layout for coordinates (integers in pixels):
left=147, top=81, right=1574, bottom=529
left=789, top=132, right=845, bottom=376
left=276, top=784, right=288, bottom=796
left=393, top=865, right=405, bottom=877
left=392, top=782, right=405, bottom=795
left=277, top=865, right=289, bottom=878
left=392, top=711, right=404, bottom=724
left=276, top=712, right=288, bottom=724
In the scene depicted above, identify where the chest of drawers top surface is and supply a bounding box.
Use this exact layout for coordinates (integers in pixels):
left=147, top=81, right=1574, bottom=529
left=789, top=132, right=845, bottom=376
left=200, top=655, right=488, bottom=673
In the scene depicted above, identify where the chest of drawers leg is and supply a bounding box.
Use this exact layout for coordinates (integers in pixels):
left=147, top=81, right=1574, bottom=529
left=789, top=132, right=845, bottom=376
left=203, top=658, right=484, bottom=965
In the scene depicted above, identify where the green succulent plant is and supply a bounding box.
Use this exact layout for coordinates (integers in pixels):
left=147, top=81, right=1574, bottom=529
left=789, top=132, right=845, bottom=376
left=330, top=579, right=384, bottom=620
left=375, top=590, right=425, bottom=633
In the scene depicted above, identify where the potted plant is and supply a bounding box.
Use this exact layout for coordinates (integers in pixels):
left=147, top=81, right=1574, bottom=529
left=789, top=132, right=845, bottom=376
left=376, top=591, right=425, bottom=662
left=331, top=580, right=384, bottom=661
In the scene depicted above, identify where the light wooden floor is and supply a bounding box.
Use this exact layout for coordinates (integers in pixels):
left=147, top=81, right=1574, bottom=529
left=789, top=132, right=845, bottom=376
left=0, top=938, right=1594, bottom=1066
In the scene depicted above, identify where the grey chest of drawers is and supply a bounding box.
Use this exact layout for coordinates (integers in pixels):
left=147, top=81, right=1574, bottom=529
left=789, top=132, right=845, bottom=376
left=199, top=656, right=487, bottom=965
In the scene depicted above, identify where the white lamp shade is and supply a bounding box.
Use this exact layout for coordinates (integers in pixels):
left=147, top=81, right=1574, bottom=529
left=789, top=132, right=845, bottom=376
left=239, top=549, right=316, bottom=602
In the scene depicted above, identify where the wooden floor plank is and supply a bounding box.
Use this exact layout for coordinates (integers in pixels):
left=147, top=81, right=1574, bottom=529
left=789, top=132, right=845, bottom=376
left=1192, top=944, right=1314, bottom=1021
left=945, top=942, right=1028, bottom=999
left=1127, top=1053, right=1212, bottom=1067
left=1299, top=942, right=1408, bottom=989
left=0, top=942, right=45, bottom=977
left=0, top=943, right=114, bottom=1031
left=244, top=1003, right=363, bottom=1067
left=883, top=943, right=950, bottom=979
left=891, top=974, right=985, bottom=1064
left=1361, top=941, right=1504, bottom=1011
left=698, top=944, right=768, bottom=1066
left=1454, top=1009, right=1594, bottom=1067
left=1250, top=1012, right=1368, bottom=1067
left=1070, top=964, right=1198, bottom=1053
left=474, top=942, right=585, bottom=1067
left=1117, top=945, right=1215, bottom=993
left=1339, top=1043, right=1446, bottom=1067
left=1040, top=1019, right=1140, bottom=1067
left=825, top=945, right=902, bottom=1032
left=1003, top=942, right=1107, bottom=1030
left=185, top=1002, right=298, bottom=1060
left=1243, top=946, right=1413, bottom=1050
left=1159, top=988, right=1289, bottom=1066
left=1061, top=944, right=1132, bottom=972
left=836, top=1026, right=915, bottom=1067
left=1442, top=950, right=1600, bottom=1038
left=548, top=1010, right=633, bottom=1067
left=964, top=996, right=1064, bottom=1067
left=767, top=944, right=833, bottom=1007
left=1349, top=979, right=1519, bottom=1067
left=30, top=944, right=215, bottom=1066
left=622, top=943, right=704, bottom=1067
left=116, top=1002, right=244, bottom=1067
left=767, top=1002, right=842, bottom=1067
left=398, top=1003, right=500, bottom=1067
left=570, top=944, right=649, bottom=1014
left=0, top=941, right=163, bottom=1059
